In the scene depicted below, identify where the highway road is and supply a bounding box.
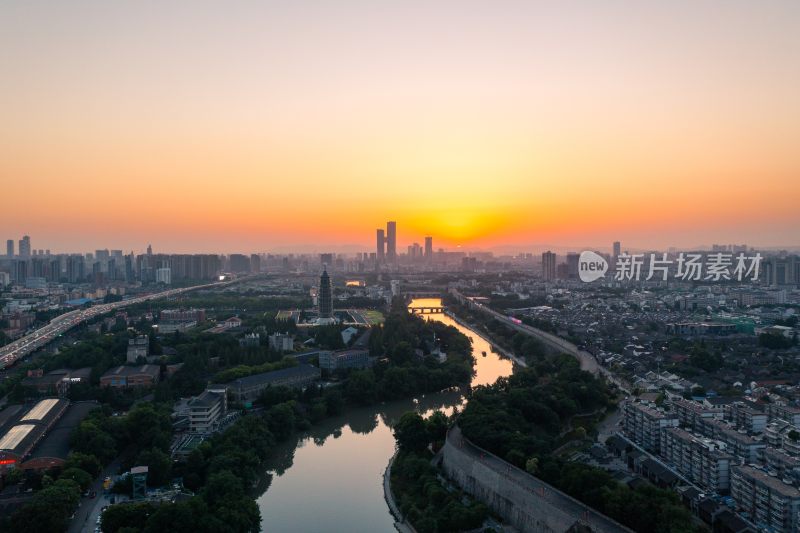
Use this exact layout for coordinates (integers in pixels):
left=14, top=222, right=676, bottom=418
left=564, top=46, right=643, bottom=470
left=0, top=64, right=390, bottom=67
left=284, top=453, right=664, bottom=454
left=0, top=278, right=241, bottom=370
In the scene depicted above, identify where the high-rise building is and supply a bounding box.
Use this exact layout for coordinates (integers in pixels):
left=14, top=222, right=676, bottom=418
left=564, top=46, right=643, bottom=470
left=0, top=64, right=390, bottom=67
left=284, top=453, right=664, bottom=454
left=13, top=260, right=27, bottom=283
left=95, top=249, right=110, bottom=269
left=48, top=259, right=61, bottom=282
left=566, top=253, right=580, bottom=280
left=613, top=241, right=621, bottom=259
left=425, top=236, right=433, bottom=261
left=6, top=240, right=13, bottom=257
left=229, top=254, right=250, bottom=273
left=320, top=253, right=334, bottom=267
left=386, top=221, right=397, bottom=263
left=318, top=267, right=332, bottom=319
left=19, top=235, right=31, bottom=257
left=156, top=267, right=172, bottom=284
left=376, top=229, right=385, bottom=263
left=125, top=254, right=135, bottom=281
left=542, top=251, right=556, bottom=281
left=250, top=254, right=261, bottom=273
left=67, top=255, right=85, bottom=283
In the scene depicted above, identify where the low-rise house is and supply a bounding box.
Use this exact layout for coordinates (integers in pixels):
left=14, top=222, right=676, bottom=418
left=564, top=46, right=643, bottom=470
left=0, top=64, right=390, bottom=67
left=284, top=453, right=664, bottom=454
left=225, top=365, right=320, bottom=402
left=100, top=365, right=161, bottom=388
left=188, top=387, right=227, bottom=433
left=319, top=348, right=372, bottom=371
left=223, top=316, right=242, bottom=329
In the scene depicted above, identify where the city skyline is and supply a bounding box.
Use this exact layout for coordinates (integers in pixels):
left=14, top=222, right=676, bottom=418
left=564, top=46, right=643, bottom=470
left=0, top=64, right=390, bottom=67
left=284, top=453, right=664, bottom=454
left=4, top=230, right=800, bottom=258
left=2, top=1, right=799, bottom=252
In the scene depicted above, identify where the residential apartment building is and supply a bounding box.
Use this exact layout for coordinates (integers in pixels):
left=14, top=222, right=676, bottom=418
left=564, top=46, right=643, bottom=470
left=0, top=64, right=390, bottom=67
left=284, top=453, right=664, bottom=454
left=731, top=465, right=800, bottom=533
left=769, top=404, right=800, bottom=427
left=623, top=401, right=679, bottom=453
left=660, top=427, right=733, bottom=492
left=671, top=398, right=724, bottom=432
left=727, top=402, right=768, bottom=435
left=763, top=447, right=800, bottom=486
left=697, top=418, right=766, bottom=464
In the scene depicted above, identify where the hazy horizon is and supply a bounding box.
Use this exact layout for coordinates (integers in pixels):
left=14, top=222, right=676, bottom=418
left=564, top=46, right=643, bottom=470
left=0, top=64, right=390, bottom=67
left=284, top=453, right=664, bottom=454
left=2, top=1, right=799, bottom=252
left=4, top=235, right=800, bottom=257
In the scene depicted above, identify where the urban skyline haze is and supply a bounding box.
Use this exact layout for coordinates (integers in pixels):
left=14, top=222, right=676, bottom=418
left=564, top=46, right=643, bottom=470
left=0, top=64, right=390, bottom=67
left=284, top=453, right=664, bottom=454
left=2, top=1, right=799, bottom=252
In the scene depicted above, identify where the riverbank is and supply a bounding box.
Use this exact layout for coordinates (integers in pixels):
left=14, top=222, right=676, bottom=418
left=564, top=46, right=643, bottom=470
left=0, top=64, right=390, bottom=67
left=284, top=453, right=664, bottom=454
left=383, top=450, right=416, bottom=533
left=257, top=303, right=515, bottom=532
left=444, top=310, right=528, bottom=368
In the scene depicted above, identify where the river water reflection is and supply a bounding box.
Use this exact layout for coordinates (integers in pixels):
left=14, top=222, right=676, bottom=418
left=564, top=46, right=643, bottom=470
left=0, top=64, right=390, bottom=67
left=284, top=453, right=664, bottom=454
left=256, top=298, right=514, bottom=532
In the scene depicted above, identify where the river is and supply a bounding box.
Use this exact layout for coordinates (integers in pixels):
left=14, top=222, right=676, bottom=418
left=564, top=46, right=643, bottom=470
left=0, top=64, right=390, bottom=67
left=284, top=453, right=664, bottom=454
left=256, top=298, right=515, bottom=532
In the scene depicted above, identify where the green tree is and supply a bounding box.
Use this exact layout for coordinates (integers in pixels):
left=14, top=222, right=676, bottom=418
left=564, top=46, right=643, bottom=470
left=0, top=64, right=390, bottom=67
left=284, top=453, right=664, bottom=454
left=10, top=479, right=81, bottom=533
left=64, top=452, right=102, bottom=477
left=425, top=410, right=449, bottom=443
left=394, top=412, right=429, bottom=452
left=59, top=467, right=93, bottom=491
left=525, top=457, right=539, bottom=474
left=101, top=501, right=156, bottom=533
left=390, top=341, right=415, bottom=364
left=345, top=369, right=378, bottom=405
left=134, top=448, right=172, bottom=487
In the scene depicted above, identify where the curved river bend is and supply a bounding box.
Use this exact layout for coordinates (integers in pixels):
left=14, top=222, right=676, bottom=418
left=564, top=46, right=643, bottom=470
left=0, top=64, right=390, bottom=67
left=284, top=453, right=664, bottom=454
left=256, top=299, right=514, bottom=532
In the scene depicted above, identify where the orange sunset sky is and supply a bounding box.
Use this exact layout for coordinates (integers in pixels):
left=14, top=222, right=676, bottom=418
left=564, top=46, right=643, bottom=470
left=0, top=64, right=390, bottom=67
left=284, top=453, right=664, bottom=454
left=1, top=1, right=799, bottom=254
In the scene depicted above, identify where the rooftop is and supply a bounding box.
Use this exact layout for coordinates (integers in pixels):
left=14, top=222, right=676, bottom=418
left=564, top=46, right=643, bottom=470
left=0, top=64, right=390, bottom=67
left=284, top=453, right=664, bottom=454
left=21, top=398, right=61, bottom=422
left=189, top=390, right=225, bottom=408
left=231, top=364, right=320, bottom=388
left=0, top=424, right=36, bottom=452
left=29, top=402, right=98, bottom=461
left=101, top=365, right=160, bottom=378
left=734, top=465, right=800, bottom=498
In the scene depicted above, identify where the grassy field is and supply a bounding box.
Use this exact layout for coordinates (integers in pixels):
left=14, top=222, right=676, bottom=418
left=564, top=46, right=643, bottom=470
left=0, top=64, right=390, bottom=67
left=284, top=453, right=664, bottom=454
left=362, top=309, right=385, bottom=324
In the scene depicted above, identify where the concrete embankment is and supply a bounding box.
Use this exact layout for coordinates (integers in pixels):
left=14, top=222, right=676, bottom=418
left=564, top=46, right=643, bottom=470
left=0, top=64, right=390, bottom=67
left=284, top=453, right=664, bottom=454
left=383, top=450, right=417, bottom=533
left=442, top=426, right=633, bottom=533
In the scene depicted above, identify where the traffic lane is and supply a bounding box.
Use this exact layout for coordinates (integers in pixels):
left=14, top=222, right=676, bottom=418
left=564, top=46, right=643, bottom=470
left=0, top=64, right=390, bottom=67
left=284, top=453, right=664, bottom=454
left=68, top=459, right=121, bottom=533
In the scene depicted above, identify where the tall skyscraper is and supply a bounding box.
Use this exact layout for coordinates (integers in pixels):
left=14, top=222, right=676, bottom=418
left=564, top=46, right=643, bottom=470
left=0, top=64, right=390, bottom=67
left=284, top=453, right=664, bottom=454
left=386, top=221, right=397, bottom=263
left=19, top=235, right=31, bottom=257
left=613, top=241, right=621, bottom=259
left=318, top=267, right=333, bottom=319
left=425, top=236, right=433, bottom=260
left=376, top=229, right=385, bottom=263
left=6, top=239, right=13, bottom=257
left=542, top=251, right=556, bottom=281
